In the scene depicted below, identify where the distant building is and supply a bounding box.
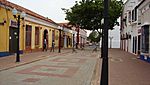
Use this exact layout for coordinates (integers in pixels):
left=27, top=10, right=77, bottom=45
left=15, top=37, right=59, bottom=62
left=108, top=26, right=120, bottom=48
left=59, top=23, right=87, bottom=49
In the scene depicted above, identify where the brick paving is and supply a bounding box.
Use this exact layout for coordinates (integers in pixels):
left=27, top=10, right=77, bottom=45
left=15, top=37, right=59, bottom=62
left=0, top=49, right=71, bottom=71
left=108, top=49, right=150, bottom=85
left=91, top=48, right=150, bottom=85
left=0, top=48, right=98, bottom=85
left=0, top=48, right=150, bottom=85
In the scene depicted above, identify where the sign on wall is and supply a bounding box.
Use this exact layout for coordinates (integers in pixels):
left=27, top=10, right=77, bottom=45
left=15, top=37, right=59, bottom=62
left=10, top=20, right=17, bottom=28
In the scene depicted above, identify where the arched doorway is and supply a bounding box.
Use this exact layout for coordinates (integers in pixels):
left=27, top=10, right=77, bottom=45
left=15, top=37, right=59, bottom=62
left=43, top=29, right=48, bottom=50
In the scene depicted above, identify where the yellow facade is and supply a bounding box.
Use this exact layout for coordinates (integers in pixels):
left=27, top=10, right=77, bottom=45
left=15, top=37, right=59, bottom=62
left=24, top=21, right=59, bottom=51
left=0, top=6, right=24, bottom=52
left=0, top=4, right=73, bottom=57
left=0, top=6, right=60, bottom=55
left=68, top=32, right=72, bottom=48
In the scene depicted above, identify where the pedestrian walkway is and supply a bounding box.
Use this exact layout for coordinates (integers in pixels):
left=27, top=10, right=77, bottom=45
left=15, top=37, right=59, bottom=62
left=108, top=49, right=150, bottom=85
left=1, top=48, right=149, bottom=85
left=0, top=49, right=71, bottom=71
left=90, top=48, right=150, bottom=85
left=0, top=48, right=99, bottom=85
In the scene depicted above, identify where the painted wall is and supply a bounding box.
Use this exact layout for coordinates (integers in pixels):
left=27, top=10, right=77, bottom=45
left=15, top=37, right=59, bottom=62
left=25, top=21, right=57, bottom=50
left=0, top=6, right=24, bottom=53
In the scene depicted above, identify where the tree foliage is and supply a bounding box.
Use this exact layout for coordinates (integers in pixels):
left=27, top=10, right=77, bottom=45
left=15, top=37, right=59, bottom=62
left=88, top=31, right=101, bottom=43
left=62, top=0, right=123, bottom=32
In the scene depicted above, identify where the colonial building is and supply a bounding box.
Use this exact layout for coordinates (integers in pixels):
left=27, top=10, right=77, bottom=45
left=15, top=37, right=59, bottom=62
left=59, top=23, right=87, bottom=49
left=0, top=0, right=74, bottom=57
left=137, top=0, right=150, bottom=62
left=121, top=0, right=150, bottom=62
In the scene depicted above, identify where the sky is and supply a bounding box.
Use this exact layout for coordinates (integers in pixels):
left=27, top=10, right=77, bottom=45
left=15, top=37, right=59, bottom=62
left=7, top=0, right=80, bottom=23
left=7, top=0, right=127, bottom=23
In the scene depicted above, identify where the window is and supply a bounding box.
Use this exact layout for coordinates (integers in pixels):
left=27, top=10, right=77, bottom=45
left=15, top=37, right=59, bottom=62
left=141, top=25, right=149, bottom=53
left=128, top=11, right=131, bottom=23
left=135, top=8, right=137, bottom=21
left=132, top=8, right=137, bottom=22
left=35, top=27, right=40, bottom=45
left=132, top=10, right=134, bottom=22
left=26, top=25, right=32, bottom=47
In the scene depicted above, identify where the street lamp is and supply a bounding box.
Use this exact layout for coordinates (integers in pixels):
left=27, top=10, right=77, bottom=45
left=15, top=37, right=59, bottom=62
left=101, top=18, right=104, bottom=58
left=12, top=8, right=26, bottom=62
left=100, top=0, right=109, bottom=85
left=58, top=26, right=63, bottom=53
left=109, top=36, right=113, bottom=49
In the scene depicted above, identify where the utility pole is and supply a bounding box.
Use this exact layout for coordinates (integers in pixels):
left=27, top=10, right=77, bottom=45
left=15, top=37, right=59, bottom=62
left=100, top=0, right=109, bottom=85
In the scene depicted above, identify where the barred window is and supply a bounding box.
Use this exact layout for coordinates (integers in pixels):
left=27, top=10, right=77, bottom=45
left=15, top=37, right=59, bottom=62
left=35, top=27, right=40, bottom=45
left=26, top=25, right=32, bottom=46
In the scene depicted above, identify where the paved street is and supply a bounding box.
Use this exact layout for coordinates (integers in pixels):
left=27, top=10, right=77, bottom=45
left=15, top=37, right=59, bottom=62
left=0, top=48, right=150, bottom=85
left=0, top=48, right=98, bottom=85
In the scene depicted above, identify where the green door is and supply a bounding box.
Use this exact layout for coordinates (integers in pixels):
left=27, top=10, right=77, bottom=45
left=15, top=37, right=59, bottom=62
left=9, top=27, right=18, bottom=53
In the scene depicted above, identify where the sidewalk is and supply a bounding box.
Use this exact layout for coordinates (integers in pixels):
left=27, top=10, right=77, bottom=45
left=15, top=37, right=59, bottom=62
left=91, top=48, right=150, bottom=85
left=109, top=49, right=150, bottom=85
left=0, top=48, right=71, bottom=71
left=0, top=48, right=99, bottom=85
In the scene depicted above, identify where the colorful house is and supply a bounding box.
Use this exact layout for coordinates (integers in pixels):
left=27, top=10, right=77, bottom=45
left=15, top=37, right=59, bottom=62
left=0, top=0, right=73, bottom=57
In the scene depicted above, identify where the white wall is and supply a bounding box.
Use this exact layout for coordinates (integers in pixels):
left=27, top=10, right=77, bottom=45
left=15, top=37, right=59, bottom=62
left=109, top=26, right=120, bottom=48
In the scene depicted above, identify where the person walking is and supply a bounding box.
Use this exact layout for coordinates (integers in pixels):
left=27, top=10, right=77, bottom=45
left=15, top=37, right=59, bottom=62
left=72, top=41, right=77, bottom=53
left=92, top=43, right=97, bottom=53
left=50, top=40, right=55, bottom=52
left=43, top=39, right=47, bottom=51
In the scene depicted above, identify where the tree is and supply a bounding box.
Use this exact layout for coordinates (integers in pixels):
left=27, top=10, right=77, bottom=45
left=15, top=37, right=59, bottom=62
left=62, top=0, right=123, bottom=33
left=88, top=31, right=101, bottom=43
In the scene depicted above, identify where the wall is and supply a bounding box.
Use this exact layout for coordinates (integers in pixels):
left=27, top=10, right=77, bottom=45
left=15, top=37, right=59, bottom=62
left=25, top=20, right=56, bottom=50
left=0, top=6, right=24, bottom=53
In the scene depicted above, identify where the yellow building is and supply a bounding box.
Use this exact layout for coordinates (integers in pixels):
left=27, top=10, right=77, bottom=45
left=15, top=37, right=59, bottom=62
left=0, top=0, right=71, bottom=57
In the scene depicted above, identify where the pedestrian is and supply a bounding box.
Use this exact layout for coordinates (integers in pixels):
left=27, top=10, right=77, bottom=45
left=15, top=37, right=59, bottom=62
left=92, top=43, right=97, bottom=52
left=43, top=39, right=47, bottom=51
left=50, top=40, right=55, bottom=52
left=72, top=41, right=77, bottom=53
left=81, top=44, right=84, bottom=50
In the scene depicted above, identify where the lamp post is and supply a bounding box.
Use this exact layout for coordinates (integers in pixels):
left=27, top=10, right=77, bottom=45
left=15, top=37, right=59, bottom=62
left=109, top=36, right=113, bottom=49
left=12, top=8, right=26, bottom=62
left=101, top=18, right=104, bottom=58
left=58, top=26, right=63, bottom=53
left=100, top=0, right=109, bottom=85
left=73, top=33, right=75, bottom=48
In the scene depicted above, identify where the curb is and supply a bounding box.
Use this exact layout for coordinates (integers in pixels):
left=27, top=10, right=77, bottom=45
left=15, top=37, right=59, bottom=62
left=0, top=51, right=71, bottom=72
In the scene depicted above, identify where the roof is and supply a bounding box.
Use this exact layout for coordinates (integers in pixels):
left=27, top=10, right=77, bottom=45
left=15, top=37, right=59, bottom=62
left=135, top=0, right=145, bottom=9
left=0, top=0, right=58, bottom=25
left=58, top=23, right=72, bottom=30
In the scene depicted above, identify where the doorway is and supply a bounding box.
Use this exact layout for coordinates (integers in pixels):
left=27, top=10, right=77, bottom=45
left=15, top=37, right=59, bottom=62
left=25, top=25, right=32, bottom=51
left=43, top=29, right=48, bottom=48
left=9, top=27, right=18, bottom=53
left=138, top=35, right=141, bottom=51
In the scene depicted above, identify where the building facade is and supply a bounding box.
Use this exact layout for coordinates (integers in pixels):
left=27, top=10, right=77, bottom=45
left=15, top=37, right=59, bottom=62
left=137, top=0, right=150, bottom=62
left=59, top=23, right=87, bottom=49
left=0, top=0, right=75, bottom=57
left=121, top=0, right=150, bottom=62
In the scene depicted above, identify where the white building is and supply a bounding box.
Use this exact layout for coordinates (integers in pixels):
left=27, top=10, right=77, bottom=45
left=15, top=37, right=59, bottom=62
left=137, top=0, right=150, bottom=62
left=121, top=0, right=150, bottom=63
